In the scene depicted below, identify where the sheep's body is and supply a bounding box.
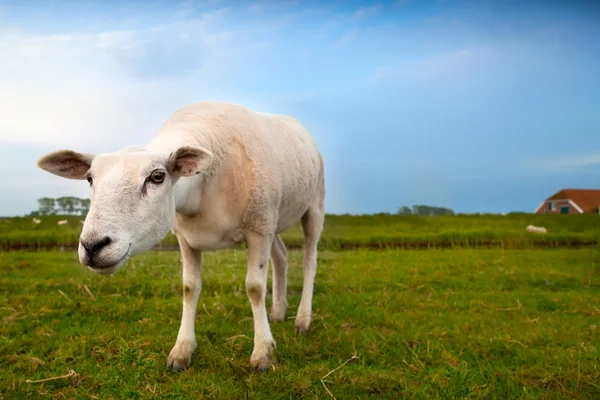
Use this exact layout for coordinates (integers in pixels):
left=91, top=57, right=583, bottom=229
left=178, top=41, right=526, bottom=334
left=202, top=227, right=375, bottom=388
left=57, top=219, right=68, bottom=225
left=526, top=225, right=547, bottom=234
left=146, top=101, right=325, bottom=251
left=37, top=100, right=325, bottom=372
left=147, top=101, right=325, bottom=370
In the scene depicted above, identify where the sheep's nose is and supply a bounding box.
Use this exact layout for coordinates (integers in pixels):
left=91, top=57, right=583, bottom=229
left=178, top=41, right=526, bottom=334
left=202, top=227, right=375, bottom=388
left=81, top=236, right=112, bottom=259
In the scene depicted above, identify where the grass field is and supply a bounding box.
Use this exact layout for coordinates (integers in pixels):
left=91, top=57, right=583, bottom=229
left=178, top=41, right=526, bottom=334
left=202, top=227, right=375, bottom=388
left=2, top=213, right=599, bottom=251
left=1, top=245, right=599, bottom=399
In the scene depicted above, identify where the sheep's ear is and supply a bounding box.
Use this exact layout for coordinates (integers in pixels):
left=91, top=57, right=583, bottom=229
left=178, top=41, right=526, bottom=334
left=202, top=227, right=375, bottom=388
left=37, top=150, right=95, bottom=180
left=167, top=146, right=213, bottom=177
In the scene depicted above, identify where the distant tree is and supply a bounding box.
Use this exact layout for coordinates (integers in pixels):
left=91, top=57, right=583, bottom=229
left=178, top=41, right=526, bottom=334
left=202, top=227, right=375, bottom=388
left=411, top=204, right=455, bottom=216
left=434, top=206, right=454, bottom=216
left=62, top=196, right=84, bottom=215
left=35, top=196, right=90, bottom=216
left=397, top=206, right=412, bottom=215
left=56, top=197, right=70, bottom=214
left=412, top=205, right=430, bottom=215
left=66, top=197, right=78, bottom=214
left=38, top=197, right=56, bottom=216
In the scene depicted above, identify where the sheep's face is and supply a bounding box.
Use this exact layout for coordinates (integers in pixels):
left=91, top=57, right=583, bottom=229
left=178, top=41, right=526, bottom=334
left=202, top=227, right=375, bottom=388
left=37, top=146, right=213, bottom=275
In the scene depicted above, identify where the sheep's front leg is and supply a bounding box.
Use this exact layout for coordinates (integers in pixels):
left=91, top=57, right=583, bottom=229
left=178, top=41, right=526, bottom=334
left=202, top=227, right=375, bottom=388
left=167, top=235, right=202, bottom=371
left=245, top=231, right=276, bottom=371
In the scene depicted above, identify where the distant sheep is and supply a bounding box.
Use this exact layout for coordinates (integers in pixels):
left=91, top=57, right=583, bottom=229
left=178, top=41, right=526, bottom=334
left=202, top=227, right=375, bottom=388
left=57, top=220, right=69, bottom=225
left=526, top=225, right=547, bottom=234
left=79, top=220, right=85, bottom=224
left=32, top=218, right=41, bottom=224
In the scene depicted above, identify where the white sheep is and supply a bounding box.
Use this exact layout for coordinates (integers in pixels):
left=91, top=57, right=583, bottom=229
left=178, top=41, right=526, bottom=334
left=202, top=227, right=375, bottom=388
left=526, top=225, right=547, bottom=234
left=32, top=218, right=41, bottom=224
left=57, top=219, right=68, bottom=225
left=36, top=100, right=325, bottom=372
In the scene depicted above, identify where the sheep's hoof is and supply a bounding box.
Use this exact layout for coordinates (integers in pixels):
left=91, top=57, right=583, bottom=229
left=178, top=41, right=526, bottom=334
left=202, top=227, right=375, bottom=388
left=250, top=340, right=275, bottom=371
left=167, top=357, right=191, bottom=371
left=270, top=304, right=287, bottom=322
left=167, top=340, right=196, bottom=371
left=295, top=316, right=311, bottom=334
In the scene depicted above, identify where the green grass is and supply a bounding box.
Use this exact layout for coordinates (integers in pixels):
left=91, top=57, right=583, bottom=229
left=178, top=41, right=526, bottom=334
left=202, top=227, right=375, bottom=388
left=2, top=213, right=599, bottom=251
left=1, top=247, right=599, bottom=399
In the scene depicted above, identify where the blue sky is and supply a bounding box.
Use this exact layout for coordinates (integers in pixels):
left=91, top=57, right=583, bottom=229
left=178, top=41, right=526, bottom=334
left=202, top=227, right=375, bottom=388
left=0, top=0, right=599, bottom=216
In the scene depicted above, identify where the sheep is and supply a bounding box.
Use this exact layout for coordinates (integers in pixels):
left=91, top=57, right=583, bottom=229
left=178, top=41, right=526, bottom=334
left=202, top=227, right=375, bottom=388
left=526, top=225, right=547, bottom=234
left=32, top=218, right=41, bottom=224
left=36, top=100, right=325, bottom=372
left=57, top=219, right=69, bottom=225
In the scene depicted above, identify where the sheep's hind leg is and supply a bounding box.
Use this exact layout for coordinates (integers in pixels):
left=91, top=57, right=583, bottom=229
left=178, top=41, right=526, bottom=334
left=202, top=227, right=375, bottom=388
left=245, top=231, right=276, bottom=371
left=270, top=234, right=288, bottom=322
left=295, top=204, right=324, bottom=334
left=167, top=234, right=202, bottom=371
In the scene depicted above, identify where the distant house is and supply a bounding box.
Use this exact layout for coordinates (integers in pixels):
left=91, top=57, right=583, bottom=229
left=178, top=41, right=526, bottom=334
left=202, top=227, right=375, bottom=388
left=534, top=189, right=600, bottom=215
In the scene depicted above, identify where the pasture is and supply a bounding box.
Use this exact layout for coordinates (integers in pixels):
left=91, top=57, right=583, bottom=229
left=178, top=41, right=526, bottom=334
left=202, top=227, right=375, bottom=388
left=2, top=213, right=600, bottom=251
left=1, top=214, right=599, bottom=399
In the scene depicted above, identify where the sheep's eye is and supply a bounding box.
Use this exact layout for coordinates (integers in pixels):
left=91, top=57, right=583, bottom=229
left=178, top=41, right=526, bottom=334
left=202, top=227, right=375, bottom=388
left=150, top=171, right=165, bottom=184
left=87, top=175, right=93, bottom=185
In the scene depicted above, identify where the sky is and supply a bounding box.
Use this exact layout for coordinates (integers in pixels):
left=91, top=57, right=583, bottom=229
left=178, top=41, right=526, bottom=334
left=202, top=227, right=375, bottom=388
left=1, top=0, right=599, bottom=216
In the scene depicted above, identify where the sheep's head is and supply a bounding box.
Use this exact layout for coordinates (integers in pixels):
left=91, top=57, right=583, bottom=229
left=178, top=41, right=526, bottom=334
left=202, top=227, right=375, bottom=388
left=37, top=146, right=213, bottom=275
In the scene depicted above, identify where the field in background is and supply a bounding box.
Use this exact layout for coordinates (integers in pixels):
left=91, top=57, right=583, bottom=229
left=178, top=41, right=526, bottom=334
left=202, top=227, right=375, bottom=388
left=1, top=247, right=599, bottom=399
left=2, top=213, right=599, bottom=251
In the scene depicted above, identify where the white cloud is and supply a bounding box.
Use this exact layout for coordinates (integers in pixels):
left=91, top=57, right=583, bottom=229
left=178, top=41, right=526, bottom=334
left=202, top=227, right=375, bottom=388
left=0, top=4, right=279, bottom=216
left=0, top=31, right=168, bottom=150
left=0, top=2, right=313, bottom=216
left=0, top=7, right=245, bottom=152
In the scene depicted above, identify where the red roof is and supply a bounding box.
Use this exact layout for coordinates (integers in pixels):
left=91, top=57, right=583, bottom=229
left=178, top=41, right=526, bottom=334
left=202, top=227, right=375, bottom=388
left=547, top=189, right=600, bottom=213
